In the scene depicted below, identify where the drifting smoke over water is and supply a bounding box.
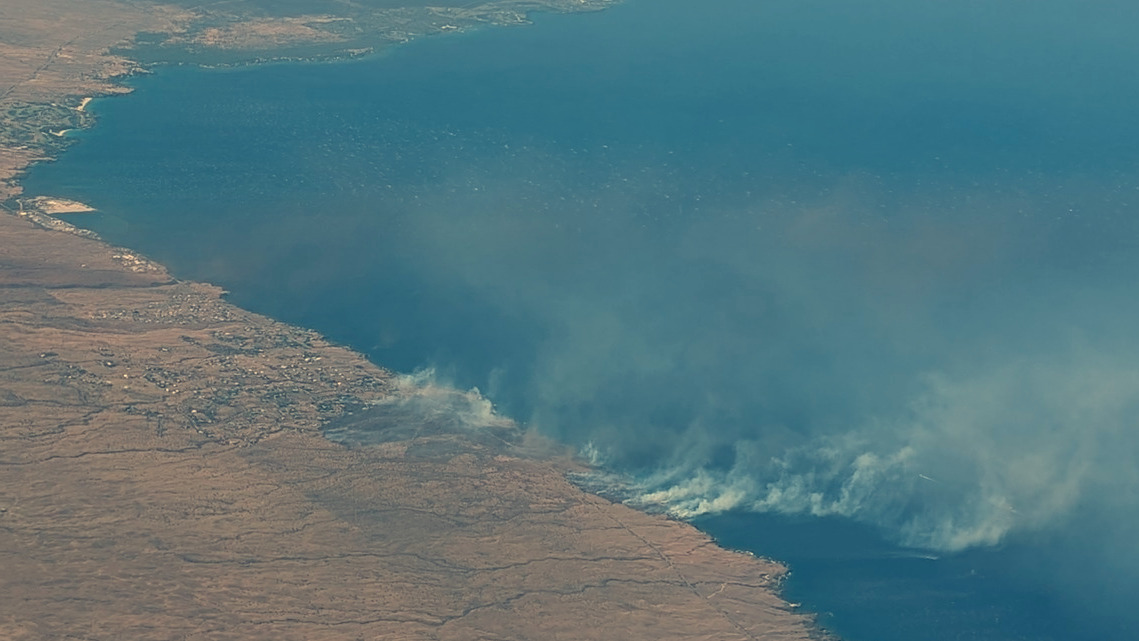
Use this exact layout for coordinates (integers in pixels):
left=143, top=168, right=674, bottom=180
left=454, top=165, right=1139, bottom=554
left=633, top=353, right=1139, bottom=552
left=365, top=136, right=1139, bottom=553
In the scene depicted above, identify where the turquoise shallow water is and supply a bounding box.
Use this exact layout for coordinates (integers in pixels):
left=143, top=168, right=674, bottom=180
left=23, top=0, right=1139, bottom=638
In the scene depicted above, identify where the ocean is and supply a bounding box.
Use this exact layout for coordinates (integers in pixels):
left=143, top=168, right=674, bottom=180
left=23, top=0, right=1139, bottom=638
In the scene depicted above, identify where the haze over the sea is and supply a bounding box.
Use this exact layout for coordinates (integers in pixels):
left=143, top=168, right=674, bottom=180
left=25, top=0, right=1139, bottom=638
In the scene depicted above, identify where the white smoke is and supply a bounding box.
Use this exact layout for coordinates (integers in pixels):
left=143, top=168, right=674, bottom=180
left=631, top=350, right=1139, bottom=551
left=322, top=368, right=518, bottom=446
left=383, top=368, right=516, bottom=432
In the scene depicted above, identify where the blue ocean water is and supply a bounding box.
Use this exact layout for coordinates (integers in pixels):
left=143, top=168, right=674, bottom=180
left=23, top=0, right=1139, bottom=639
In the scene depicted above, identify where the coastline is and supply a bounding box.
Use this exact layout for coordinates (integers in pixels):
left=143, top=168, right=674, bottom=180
left=0, top=1, right=826, bottom=639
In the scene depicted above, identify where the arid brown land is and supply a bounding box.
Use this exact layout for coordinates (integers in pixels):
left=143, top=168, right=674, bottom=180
left=1, top=1, right=821, bottom=639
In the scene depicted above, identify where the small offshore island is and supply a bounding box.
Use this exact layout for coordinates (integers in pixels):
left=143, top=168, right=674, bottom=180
left=0, top=1, right=821, bottom=639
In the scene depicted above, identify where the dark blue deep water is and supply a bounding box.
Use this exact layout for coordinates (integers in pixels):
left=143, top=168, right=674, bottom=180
left=24, top=0, right=1139, bottom=639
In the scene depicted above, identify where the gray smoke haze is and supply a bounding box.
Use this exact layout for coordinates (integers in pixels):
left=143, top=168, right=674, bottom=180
left=370, top=145, right=1139, bottom=555
left=636, top=350, right=1139, bottom=551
